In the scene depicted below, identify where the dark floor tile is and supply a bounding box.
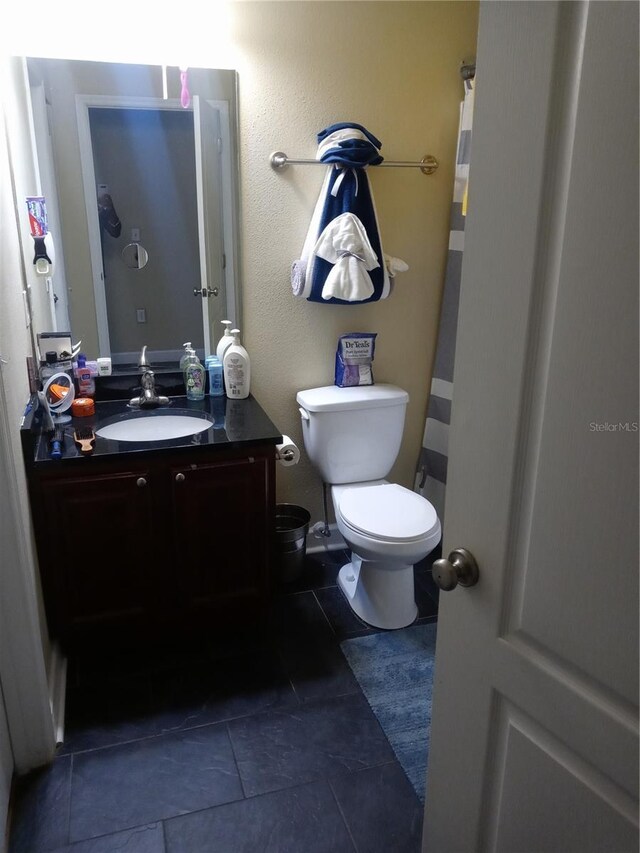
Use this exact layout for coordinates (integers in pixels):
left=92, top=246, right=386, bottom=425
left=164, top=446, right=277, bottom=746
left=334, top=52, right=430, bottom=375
left=314, top=586, right=378, bottom=640
left=276, top=635, right=361, bottom=703
left=9, top=756, right=71, bottom=853
left=59, top=674, right=155, bottom=755
left=330, top=762, right=423, bottom=853
left=269, top=591, right=335, bottom=642
left=164, top=781, right=354, bottom=853
left=227, top=692, right=395, bottom=798
left=274, top=549, right=348, bottom=594
left=148, top=649, right=298, bottom=733
left=268, top=590, right=360, bottom=701
left=50, top=823, right=165, bottom=852
left=69, top=723, right=242, bottom=842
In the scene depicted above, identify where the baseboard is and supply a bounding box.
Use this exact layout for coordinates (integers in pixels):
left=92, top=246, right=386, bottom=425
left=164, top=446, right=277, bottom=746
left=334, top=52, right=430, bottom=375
left=48, top=643, right=67, bottom=747
left=306, top=522, right=347, bottom=554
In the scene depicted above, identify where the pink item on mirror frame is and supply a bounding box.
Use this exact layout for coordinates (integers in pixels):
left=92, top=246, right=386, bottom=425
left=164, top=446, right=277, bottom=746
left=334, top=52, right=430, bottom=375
left=179, top=67, right=191, bottom=108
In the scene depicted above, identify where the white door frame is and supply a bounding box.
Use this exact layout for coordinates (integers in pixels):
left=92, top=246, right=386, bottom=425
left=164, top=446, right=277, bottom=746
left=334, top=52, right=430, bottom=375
left=0, top=375, right=56, bottom=773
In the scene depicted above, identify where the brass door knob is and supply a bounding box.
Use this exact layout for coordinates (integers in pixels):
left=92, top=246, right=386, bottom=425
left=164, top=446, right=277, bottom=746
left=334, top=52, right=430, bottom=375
left=432, top=548, right=479, bottom=591
left=136, top=477, right=147, bottom=488
left=175, top=472, right=185, bottom=483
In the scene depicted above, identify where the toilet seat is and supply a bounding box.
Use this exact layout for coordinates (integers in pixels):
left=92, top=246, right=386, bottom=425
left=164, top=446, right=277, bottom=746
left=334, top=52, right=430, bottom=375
left=337, top=482, right=439, bottom=543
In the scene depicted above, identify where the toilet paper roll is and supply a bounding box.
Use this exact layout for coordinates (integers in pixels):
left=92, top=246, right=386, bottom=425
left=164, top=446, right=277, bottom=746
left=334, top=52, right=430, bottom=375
left=276, top=435, right=300, bottom=467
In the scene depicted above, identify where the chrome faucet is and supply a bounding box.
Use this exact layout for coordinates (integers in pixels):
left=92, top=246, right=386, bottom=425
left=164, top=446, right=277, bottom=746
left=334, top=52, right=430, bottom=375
left=138, top=344, right=150, bottom=370
left=129, top=346, right=169, bottom=408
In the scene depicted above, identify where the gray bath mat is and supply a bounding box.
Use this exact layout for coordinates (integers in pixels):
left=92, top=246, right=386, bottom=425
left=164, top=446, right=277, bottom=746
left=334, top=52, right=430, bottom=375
left=340, top=622, right=436, bottom=803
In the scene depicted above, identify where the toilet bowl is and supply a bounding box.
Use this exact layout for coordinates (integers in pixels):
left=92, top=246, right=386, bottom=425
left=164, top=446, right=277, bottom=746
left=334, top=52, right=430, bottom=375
left=332, top=481, right=441, bottom=629
left=296, top=384, right=442, bottom=630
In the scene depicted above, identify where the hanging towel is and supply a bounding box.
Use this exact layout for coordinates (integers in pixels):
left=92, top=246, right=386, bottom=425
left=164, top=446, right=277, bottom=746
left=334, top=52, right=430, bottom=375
left=292, top=122, right=399, bottom=304
left=313, top=212, right=379, bottom=302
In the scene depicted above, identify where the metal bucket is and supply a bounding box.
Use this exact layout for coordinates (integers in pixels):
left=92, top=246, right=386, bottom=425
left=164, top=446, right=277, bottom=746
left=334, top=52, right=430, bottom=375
left=275, top=504, right=311, bottom=583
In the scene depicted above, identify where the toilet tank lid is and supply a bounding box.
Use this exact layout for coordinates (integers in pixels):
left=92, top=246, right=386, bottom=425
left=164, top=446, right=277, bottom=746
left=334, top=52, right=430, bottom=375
left=296, top=385, right=409, bottom=413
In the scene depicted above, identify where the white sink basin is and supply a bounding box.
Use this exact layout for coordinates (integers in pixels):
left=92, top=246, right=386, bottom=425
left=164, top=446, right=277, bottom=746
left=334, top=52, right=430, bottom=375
left=96, top=414, right=213, bottom=443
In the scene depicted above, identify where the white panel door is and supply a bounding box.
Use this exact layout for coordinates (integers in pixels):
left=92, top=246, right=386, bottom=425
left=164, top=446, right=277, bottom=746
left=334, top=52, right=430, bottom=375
left=423, top=2, right=639, bottom=851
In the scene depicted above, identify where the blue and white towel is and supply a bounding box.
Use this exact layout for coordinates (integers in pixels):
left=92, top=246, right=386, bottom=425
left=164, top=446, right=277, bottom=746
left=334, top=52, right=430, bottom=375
left=292, top=122, right=402, bottom=304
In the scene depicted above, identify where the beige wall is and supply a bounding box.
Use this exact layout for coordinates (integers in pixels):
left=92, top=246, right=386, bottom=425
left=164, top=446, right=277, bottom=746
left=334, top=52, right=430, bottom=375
left=230, top=1, right=479, bottom=519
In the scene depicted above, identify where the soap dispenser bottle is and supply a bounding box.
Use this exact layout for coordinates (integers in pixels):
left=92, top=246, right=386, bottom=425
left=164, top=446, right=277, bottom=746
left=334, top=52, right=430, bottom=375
left=223, top=329, right=251, bottom=399
left=183, top=348, right=205, bottom=400
left=179, top=342, right=193, bottom=371
left=216, top=321, right=234, bottom=361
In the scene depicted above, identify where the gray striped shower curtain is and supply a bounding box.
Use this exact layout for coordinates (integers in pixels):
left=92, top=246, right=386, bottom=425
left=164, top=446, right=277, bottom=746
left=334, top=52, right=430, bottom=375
left=415, top=76, right=475, bottom=523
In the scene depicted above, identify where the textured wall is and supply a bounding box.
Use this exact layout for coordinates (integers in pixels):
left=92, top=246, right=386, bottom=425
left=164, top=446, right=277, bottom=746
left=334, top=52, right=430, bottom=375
left=229, top=1, right=479, bottom=520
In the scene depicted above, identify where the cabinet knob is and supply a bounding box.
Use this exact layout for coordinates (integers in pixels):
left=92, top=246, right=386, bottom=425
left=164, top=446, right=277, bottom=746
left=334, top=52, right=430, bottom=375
left=175, top=472, right=185, bottom=483
left=136, top=477, right=147, bottom=488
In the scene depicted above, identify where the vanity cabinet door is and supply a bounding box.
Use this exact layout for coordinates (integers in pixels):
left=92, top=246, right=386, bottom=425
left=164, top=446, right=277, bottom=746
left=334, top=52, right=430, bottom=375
left=168, top=449, right=274, bottom=615
left=37, top=470, right=156, bottom=642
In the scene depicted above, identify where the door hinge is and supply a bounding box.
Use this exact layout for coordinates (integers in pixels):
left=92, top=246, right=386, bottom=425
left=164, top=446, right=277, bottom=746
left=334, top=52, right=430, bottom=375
left=222, top=253, right=226, bottom=270
left=217, top=137, right=223, bottom=154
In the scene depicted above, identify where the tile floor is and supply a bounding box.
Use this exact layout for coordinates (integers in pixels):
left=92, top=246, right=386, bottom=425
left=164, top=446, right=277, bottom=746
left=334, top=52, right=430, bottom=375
left=8, top=547, right=440, bottom=853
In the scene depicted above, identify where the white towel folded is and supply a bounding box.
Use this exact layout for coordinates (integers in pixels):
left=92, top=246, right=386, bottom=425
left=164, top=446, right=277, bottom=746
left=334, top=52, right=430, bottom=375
left=313, top=213, right=380, bottom=302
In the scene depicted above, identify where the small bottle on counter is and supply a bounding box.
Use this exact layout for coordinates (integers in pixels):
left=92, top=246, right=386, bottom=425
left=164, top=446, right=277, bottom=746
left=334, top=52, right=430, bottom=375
left=216, top=321, right=234, bottom=362
left=205, top=355, right=224, bottom=397
left=74, top=353, right=96, bottom=398
left=223, top=329, right=251, bottom=400
left=40, top=351, right=60, bottom=384
left=183, top=348, right=205, bottom=401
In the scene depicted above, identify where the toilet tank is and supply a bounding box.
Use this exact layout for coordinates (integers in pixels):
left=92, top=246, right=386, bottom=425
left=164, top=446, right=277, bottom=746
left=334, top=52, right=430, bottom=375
left=296, top=385, right=409, bottom=484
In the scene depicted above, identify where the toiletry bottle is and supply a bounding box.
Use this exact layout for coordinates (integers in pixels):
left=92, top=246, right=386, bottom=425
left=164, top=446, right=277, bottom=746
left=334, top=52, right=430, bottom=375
left=205, top=355, right=224, bottom=397
left=216, top=321, right=234, bottom=361
left=40, top=351, right=59, bottom=384
left=183, top=349, right=205, bottom=401
left=223, top=329, right=251, bottom=399
left=74, top=353, right=95, bottom=398
left=179, top=342, right=193, bottom=371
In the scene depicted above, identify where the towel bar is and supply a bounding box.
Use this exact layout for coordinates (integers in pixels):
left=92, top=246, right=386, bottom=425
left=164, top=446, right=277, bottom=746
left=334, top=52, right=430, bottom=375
left=270, top=151, right=439, bottom=176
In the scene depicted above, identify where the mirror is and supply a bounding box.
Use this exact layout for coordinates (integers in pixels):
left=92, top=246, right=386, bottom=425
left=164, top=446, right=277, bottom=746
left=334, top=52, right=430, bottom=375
left=25, top=57, right=241, bottom=368
left=42, top=372, right=75, bottom=424
left=121, top=243, right=149, bottom=270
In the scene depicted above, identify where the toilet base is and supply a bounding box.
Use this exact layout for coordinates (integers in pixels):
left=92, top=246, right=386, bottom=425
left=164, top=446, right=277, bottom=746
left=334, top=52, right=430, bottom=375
left=338, top=555, right=418, bottom=630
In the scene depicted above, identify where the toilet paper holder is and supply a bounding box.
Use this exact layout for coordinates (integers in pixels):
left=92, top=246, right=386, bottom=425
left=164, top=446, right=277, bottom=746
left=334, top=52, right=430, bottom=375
left=276, top=434, right=300, bottom=467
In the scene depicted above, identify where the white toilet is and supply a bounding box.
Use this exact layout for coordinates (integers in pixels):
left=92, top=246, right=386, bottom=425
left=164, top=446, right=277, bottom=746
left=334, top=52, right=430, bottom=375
left=296, top=384, right=441, bottom=630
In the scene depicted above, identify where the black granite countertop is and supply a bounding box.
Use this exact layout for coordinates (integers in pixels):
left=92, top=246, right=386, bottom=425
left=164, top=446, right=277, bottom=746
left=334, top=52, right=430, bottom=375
left=21, top=392, right=283, bottom=468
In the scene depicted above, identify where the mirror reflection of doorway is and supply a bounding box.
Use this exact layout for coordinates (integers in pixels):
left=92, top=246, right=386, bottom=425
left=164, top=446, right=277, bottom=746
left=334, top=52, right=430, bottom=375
left=89, top=106, right=204, bottom=364
left=82, top=99, right=227, bottom=366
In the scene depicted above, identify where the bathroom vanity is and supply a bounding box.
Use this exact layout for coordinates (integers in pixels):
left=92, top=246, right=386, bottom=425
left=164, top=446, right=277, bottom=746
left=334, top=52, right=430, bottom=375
left=21, top=385, right=282, bottom=651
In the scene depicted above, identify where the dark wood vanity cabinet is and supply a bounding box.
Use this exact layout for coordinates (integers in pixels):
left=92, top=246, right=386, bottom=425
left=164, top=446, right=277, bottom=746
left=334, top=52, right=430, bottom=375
left=30, top=444, right=275, bottom=650
left=170, top=454, right=271, bottom=613
left=38, top=468, right=157, bottom=637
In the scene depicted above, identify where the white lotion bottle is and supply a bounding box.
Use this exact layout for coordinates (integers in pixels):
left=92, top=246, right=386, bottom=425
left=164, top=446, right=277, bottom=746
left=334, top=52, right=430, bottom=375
left=216, top=320, right=234, bottom=361
left=223, top=329, right=251, bottom=399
